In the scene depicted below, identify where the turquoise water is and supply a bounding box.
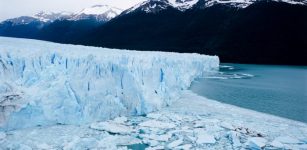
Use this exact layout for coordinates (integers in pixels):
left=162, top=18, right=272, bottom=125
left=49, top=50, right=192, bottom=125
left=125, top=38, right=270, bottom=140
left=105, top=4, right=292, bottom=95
left=190, top=63, right=307, bottom=123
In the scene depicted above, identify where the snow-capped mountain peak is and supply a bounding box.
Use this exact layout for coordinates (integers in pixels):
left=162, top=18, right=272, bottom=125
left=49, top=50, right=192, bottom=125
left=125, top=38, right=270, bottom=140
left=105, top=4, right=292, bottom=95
left=1, top=4, right=123, bottom=25
left=124, top=0, right=307, bottom=14
left=78, top=5, right=122, bottom=15
left=168, top=0, right=199, bottom=10
left=73, top=5, right=123, bottom=21
left=1, top=11, right=73, bottom=25
left=34, top=11, right=73, bottom=22
left=123, top=0, right=173, bottom=14
left=122, top=0, right=203, bottom=14
left=194, top=0, right=306, bottom=9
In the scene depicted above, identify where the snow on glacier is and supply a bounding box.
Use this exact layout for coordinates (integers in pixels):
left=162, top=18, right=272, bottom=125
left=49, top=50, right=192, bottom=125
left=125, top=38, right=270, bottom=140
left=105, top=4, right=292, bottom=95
left=0, top=37, right=219, bottom=130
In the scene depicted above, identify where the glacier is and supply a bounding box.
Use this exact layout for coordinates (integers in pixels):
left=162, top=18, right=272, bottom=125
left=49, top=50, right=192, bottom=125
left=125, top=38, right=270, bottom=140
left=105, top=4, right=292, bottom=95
left=0, top=37, right=219, bottom=131
left=1, top=37, right=306, bottom=150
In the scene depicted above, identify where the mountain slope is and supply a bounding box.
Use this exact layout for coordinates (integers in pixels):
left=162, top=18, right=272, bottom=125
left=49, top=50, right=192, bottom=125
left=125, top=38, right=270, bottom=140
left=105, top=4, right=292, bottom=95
left=38, top=19, right=102, bottom=43
left=0, top=4, right=122, bottom=41
left=84, top=1, right=307, bottom=65
left=0, top=18, right=44, bottom=39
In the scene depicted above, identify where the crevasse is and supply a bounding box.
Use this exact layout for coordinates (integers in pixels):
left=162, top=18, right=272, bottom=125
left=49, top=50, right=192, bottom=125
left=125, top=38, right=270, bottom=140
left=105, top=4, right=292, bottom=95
left=0, top=37, right=219, bottom=130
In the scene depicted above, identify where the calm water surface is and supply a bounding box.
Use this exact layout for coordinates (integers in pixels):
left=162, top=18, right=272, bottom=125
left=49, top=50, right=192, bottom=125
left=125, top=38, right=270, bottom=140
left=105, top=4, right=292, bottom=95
left=190, top=63, right=307, bottom=123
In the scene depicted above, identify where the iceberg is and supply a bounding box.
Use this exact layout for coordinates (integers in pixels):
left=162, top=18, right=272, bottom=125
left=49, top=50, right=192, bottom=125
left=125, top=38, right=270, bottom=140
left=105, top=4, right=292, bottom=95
left=0, top=37, right=219, bottom=130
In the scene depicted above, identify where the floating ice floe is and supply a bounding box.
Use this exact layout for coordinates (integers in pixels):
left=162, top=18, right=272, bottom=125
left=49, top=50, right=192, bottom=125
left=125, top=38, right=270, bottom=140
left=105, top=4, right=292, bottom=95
left=167, top=138, right=183, bottom=148
left=220, top=122, right=235, bottom=130
left=6, top=143, right=32, bottom=150
left=142, top=139, right=159, bottom=147
left=274, top=136, right=302, bottom=144
left=113, top=116, right=128, bottom=124
left=270, top=140, right=284, bottom=149
left=196, top=134, right=216, bottom=144
left=194, top=128, right=216, bottom=144
left=36, top=143, right=52, bottom=149
left=193, top=120, right=206, bottom=128
left=99, top=135, right=142, bottom=146
left=0, top=132, right=6, bottom=140
left=228, top=131, right=241, bottom=148
left=146, top=145, right=164, bottom=150
left=175, top=144, right=192, bottom=150
left=63, top=136, right=106, bottom=150
left=247, top=137, right=267, bottom=149
left=146, top=113, right=162, bottom=119
left=140, top=133, right=171, bottom=142
left=90, top=121, right=134, bottom=134
left=139, top=120, right=176, bottom=129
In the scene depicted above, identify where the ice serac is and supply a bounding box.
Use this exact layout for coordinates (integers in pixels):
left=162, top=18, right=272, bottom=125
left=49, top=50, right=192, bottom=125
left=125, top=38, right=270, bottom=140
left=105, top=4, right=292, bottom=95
left=0, top=37, right=219, bottom=130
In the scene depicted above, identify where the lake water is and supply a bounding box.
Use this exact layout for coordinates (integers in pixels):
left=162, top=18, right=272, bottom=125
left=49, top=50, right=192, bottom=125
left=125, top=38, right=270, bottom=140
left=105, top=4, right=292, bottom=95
left=190, top=63, right=307, bottom=123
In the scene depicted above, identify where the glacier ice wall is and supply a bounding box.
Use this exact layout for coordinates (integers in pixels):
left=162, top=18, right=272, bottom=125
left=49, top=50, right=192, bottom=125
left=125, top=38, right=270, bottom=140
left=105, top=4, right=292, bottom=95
left=0, top=37, right=219, bottom=130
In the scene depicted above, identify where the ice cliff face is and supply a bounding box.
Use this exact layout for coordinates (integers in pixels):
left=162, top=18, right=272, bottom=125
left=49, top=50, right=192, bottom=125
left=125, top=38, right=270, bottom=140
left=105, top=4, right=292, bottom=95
left=0, top=37, right=219, bottom=131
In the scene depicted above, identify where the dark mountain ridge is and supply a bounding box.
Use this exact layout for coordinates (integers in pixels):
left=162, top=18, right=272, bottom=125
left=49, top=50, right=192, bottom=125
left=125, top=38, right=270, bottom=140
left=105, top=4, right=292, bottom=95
left=83, top=1, right=307, bottom=65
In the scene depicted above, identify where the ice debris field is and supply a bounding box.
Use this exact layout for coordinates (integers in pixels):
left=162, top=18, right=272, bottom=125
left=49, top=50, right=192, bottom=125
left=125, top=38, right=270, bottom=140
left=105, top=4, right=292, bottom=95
left=0, top=37, right=307, bottom=149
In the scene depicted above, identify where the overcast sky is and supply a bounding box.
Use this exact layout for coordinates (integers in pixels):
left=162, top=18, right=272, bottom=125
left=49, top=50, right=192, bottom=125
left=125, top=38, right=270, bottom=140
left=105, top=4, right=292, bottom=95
left=0, top=0, right=144, bottom=21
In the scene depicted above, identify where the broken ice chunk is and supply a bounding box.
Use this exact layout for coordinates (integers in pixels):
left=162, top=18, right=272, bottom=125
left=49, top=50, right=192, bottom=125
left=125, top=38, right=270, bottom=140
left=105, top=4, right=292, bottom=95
left=228, top=131, right=241, bottom=148
left=196, top=134, right=216, bottom=144
left=270, top=140, right=284, bottom=149
left=187, top=135, right=197, bottom=143
left=146, top=145, right=164, bottom=150
left=113, top=116, right=128, bottom=124
left=247, top=137, right=267, bottom=149
left=101, top=135, right=142, bottom=146
left=167, top=138, right=183, bottom=148
left=194, top=129, right=216, bottom=144
left=143, top=139, right=159, bottom=147
left=193, top=120, right=206, bottom=128
left=140, top=134, right=171, bottom=142
left=274, top=136, right=302, bottom=144
left=220, top=122, right=235, bottom=130
left=90, top=121, right=134, bottom=134
left=6, top=143, right=32, bottom=150
left=146, top=113, right=162, bottom=119
left=36, top=143, right=52, bottom=149
left=175, top=144, right=192, bottom=150
left=0, top=132, right=6, bottom=140
left=139, top=120, right=176, bottom=129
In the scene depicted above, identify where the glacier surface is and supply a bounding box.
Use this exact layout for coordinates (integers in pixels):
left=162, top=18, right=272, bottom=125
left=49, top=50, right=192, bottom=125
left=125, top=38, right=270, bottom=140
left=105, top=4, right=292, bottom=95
left=0, top=37, right=219, bottom=130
